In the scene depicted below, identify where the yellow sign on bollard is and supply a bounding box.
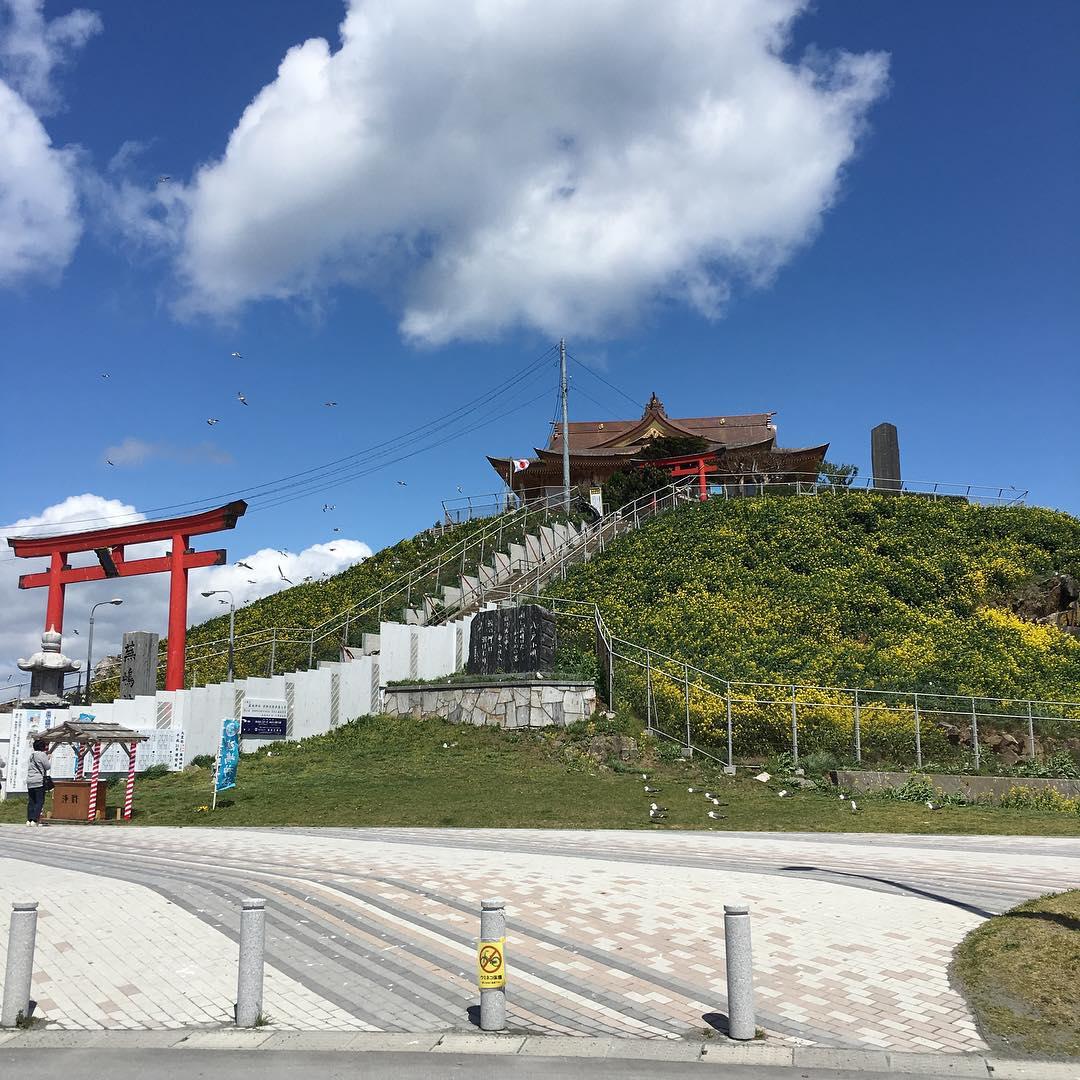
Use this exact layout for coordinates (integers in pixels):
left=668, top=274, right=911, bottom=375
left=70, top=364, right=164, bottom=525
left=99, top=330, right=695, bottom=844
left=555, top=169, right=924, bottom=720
left=477, top=937, right=506, bottom=988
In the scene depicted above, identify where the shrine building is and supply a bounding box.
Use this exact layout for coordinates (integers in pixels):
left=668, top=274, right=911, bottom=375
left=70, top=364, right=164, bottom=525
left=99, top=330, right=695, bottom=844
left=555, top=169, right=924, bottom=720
left=488, top=393, right=829, bottom=494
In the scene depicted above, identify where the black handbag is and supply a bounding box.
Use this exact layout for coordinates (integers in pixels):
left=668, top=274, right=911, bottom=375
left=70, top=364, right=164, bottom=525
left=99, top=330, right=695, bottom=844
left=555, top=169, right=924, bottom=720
left=43, top=775, right=55, bottom=791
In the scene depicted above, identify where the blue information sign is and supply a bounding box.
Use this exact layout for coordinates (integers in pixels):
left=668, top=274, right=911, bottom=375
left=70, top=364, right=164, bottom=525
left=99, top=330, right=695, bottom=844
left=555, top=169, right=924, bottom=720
left=215, top=718, right=241, bottom=792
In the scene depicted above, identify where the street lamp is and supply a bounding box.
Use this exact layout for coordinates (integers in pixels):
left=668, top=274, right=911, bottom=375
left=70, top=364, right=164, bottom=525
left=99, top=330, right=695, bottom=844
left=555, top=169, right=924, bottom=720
left=85, top=598, right=123, bottom=703
left=202, top=589, right=235, bottom=683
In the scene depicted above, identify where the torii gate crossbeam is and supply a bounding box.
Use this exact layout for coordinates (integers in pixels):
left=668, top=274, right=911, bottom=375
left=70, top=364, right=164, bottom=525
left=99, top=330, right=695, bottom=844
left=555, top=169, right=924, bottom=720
left=8, top=501, right=246, bottom=692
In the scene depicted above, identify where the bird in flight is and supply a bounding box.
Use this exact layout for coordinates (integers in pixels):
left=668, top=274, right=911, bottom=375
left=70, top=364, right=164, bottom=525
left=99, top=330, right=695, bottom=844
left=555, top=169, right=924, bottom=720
left=237, top=392, right=249, bottom=406
left=247, top=579, right=257, bottom=584
left=332, top=527, right=341, bottom=533
left=157, top=175, right=171, bottom=183
left=237, top=561, right=253, bottom=569
left=322, top=503, right=335, bottom=512
left=303, top=575, right=313, bottom=583
left=328, top=548, right=336, bottom=553
left=218, top=599, right=229, bottom=605
left=277, top=565, right=293, bottom=584
left=457, top=486, right=463, bottom=493
left=324, top=401, right=337, bottom=407
left=72, top=628, right=80, bottom=635
left=396, top=480, right=407, bottom=486
left=100, top=373, right=110, bottom=379
left=106, top=459, right=115, bottom=467
left=277, top=549, right=289, bottom=556
left=230, top=351, right=242, bottom=359
left=207, top=418, right=220, bottom=426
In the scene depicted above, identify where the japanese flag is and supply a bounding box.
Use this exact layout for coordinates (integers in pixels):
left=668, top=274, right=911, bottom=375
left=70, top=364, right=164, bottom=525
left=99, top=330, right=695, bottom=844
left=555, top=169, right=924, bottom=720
left=511, top=459, right=531, bottom=473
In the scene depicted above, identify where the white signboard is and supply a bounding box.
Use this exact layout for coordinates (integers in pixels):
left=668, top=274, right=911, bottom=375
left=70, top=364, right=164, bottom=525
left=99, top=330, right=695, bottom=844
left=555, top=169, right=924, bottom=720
left=6, top=708, right=63, bottom=794
left=589, top=487, right=604, bottom=517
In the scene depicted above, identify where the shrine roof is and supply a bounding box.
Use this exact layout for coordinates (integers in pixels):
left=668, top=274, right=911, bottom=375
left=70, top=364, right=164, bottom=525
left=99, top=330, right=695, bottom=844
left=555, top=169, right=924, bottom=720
left=37, top=719, right=149, bottom=745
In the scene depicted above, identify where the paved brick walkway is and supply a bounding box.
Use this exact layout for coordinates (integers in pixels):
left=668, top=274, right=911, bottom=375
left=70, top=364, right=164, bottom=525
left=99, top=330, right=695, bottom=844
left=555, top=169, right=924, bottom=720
left=1, top=827, right=1077, bottom=1050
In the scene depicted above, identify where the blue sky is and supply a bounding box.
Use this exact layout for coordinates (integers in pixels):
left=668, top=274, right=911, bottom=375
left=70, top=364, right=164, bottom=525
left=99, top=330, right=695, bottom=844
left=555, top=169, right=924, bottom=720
left=1, top=0, right=1077, bottom=669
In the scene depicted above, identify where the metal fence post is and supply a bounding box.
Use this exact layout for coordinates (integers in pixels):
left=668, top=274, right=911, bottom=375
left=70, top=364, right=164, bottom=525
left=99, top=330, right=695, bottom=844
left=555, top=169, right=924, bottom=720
left=684, top=663, right=691, bottom=748
left=608, top=643, right=615, bottom=712
left=790, top=685, right=798, bottom=764
left=479, top=898, right=507, bottom=1032
left=645, top=652, right=653, bottom=732
left=970, top=698, right=981, bottom=770
left=269, top=628, right=277, bottom=677
left=724, top=903, right=755, bottom=1041
left=726, top=682, right=734, bottom=769
left=1027, top=699, right=1036, bottom=761
left=853, top=689, right=862, bottom=764
left=236, top=898, right=266, bottom=1028
left=308, top=633, right=314, bottom=669
left=2, top=902, right=39, bottom=1028
left=914, top=692, right=922, bottom=768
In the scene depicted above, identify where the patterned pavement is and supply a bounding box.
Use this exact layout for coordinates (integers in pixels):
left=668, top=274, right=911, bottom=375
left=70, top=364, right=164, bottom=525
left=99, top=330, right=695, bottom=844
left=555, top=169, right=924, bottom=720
left=1, top=826, right=1077, bottom=1051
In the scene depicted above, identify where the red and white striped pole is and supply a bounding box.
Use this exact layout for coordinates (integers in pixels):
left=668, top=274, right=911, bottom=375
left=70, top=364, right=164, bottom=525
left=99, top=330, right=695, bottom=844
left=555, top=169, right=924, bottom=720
left=86, top=742, right=103, bottom=823
left=123, top=741, right=137, bottom=821
left=74, top=743, right=84, bottom=779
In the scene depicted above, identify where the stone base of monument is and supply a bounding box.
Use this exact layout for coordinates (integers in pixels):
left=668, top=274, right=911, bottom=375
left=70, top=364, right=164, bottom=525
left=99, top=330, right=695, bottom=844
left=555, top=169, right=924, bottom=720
left=382, top=678, right=596, bottom=729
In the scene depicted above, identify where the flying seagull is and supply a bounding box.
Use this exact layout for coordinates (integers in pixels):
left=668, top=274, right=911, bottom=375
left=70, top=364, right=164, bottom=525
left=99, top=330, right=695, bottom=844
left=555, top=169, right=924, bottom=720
left=324, top=401, right=337, bottom=407
left=332, top=527, right=341, bottom=533
left=396, top=480, right=407, bottom=486
left=100, top=373, right=110, bottom=379
left=230, top=351, right=242, bottom=359
left=322, top=503, right=335, bottom=512
left=247, top=579, right=257, bottom=584
left=218, top=599, right=229, bottom=605
left=277, top=565, right=293, bottom=584
left=237, top=392, right=248, bottom=406
left=457, top=486, right=463, bottom=493
left=237, top=561, right=253, bottom=569
left=72, top=628, right=80, bottom=635
left=278, top=549, right=289, bottom=556
left=106, top=459, right=115, bottom=467
left=206, top=418, right=220, bottom=426
left=157, top=175, right=171, bottom=183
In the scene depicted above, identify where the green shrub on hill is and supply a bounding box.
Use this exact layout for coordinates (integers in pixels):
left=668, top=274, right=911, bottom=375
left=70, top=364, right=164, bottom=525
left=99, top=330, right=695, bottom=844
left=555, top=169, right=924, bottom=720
left=546, top=493, right=1080, bottom=757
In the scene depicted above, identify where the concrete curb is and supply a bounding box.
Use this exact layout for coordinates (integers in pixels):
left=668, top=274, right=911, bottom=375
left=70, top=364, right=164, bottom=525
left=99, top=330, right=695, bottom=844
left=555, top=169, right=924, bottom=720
left=0, top=1029, right=1077, bottom=1076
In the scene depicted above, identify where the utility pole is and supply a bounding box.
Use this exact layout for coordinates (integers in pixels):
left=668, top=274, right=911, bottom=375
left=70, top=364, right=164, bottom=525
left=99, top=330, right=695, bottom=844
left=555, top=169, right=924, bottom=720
left=559, top=338, right=570, bottom=511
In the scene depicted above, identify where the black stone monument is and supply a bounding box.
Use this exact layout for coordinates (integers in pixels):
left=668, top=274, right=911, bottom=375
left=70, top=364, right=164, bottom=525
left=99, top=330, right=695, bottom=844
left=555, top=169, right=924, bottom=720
left=467, top=604, right=556, bottom=676
left=871, top=422, right=901, bottom=491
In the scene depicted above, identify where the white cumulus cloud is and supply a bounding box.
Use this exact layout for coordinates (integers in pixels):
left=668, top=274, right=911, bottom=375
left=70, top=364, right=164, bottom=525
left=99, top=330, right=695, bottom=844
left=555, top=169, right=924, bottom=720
left=0, top=494, right=372, bottom=694
left=174, top=0, right=888, bottom=343
left=0, top=0, right=98, bottom=286
left=102, top=437, right=234, bottom=468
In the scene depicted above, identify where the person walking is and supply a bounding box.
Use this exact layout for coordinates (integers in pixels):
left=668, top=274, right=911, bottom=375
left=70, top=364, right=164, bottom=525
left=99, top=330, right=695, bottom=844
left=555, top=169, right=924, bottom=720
left=25, top=738, right=52, bottom=826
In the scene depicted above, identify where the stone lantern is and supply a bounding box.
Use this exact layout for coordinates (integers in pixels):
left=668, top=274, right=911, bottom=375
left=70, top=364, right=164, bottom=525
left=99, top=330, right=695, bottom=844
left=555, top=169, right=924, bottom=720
left=17, top=628, right=81, bottom=708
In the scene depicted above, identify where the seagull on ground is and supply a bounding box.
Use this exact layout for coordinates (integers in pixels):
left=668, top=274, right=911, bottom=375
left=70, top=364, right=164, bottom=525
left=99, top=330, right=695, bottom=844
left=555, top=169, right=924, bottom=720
left=237, top=561, right=253, bottom=569
left=230, top=351, right=242, bottom=359
left=709, top=797, right=721, bottom=805
left=644, top=785, right=660, bottom=793
left=237, top=392, right=248, bottom=405
left=850, top=800, right=859, bottom=813
left=277, top=565, right=293, bottom=584
left=925, top=800, right=939, bottom=811
left=641, top=774, right=648, bottom=781
left=687, top=787, right=696, bottom=794
left=707, top=810, right=723, bottom=820
left=704, top=791, right=713, bottom=799
left=778, top=790, right=788, bottom=798
left=206, top=418, right=220, bottom=426
left=649, top=808, right=666, bottom=821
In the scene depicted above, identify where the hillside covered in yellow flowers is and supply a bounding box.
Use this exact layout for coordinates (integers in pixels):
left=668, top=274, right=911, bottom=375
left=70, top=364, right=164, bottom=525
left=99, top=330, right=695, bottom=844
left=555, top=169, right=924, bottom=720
left=548, top=493, right=1080, bottom=703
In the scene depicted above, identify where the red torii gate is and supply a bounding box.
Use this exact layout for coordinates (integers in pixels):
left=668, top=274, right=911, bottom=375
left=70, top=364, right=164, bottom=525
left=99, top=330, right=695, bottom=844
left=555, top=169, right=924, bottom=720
left=9, top=501, right=246, bottom=692
left=637, top=453, right=716, bottom=501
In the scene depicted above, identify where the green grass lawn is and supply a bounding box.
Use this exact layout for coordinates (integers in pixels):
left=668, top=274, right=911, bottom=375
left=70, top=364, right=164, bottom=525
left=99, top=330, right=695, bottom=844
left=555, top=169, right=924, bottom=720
left=4, top=715, right=1080, bottom=835
left=952, top=890, right=1080, bottom=1057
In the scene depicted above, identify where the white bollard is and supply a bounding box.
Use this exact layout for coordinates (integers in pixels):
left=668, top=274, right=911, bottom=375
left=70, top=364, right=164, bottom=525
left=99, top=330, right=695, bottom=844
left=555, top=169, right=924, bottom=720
left=478, top=898, right=507, bottom=1031
left=724, top=902, right=755, bottom=1040
left=235, top=898, right=266, bottom=1027
left=1, top=902, right=39, bottom=1028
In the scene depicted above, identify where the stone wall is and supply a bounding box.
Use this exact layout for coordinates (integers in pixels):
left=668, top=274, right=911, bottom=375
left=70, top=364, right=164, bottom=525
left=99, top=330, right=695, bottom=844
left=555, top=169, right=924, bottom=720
left=383, top=680, right=596, bottom=729
left=834, top=769, right=1080, bottom=804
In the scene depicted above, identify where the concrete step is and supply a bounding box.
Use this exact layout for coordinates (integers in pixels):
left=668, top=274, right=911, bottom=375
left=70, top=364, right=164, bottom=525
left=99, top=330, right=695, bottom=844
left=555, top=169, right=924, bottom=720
left=491, top=550, right=511, bottom=579
left=423, top=595, right=441, bottom=622
left=460, top=574, right=480, bottom=601
left=508, top=542, right=529, bottom=571
left=524, top=534, right=543, bottom=565
left=538, top=525, right=558, bottom=558
left=477, top=563, right=498, bottom=588
left=403, top=608, right=425, bottom=626
left=441, top=584, right=461, bottom=607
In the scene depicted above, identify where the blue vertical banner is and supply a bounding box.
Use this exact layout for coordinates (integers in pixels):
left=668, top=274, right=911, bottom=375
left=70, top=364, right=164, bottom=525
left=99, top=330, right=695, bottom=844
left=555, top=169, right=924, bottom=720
left=215, top=718, right=241, bottom=792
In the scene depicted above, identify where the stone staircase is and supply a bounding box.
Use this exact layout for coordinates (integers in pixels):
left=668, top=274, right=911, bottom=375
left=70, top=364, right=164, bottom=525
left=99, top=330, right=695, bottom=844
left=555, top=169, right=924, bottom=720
left=401, top=487, right=694, bottom=626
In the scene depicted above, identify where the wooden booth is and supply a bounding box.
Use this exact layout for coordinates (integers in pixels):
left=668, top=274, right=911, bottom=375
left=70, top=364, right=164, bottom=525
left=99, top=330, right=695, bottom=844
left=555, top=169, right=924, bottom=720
left=38, top=719, right=149, bottom=823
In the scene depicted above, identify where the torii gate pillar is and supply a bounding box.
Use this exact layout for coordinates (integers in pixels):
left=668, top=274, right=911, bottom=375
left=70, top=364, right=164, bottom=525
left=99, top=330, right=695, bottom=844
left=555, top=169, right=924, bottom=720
left=9, top=502, right=246, bottom=694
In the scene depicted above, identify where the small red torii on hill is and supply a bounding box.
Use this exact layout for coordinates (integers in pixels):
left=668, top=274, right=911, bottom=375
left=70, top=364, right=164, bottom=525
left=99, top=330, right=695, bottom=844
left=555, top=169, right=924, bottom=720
left=637, top=453, right=716, bottom=501
left=9, top=501, right=246, bottom=692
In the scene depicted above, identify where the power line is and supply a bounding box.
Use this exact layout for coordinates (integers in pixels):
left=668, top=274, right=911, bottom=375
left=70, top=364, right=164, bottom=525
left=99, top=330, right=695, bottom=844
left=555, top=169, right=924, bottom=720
left=1, top=344, right=559, bottom=538
left=566, top=352, right=643, bottom=410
